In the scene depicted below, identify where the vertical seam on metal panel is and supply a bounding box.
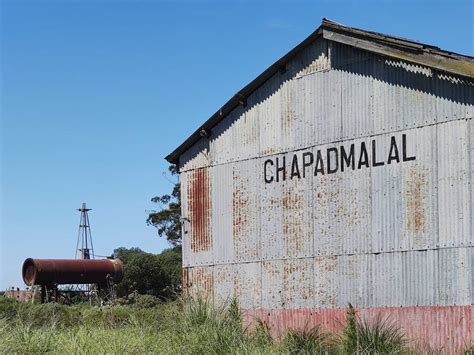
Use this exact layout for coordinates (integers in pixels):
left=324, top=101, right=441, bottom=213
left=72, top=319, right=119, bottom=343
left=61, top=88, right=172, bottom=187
left=435, top=119, right=441, bottom=304
left=468, top=119, right=473, bottom=304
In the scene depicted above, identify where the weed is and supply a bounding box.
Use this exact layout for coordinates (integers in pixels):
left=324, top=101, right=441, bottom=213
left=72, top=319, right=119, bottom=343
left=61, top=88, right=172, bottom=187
left=340, top=304, right=408, bottom=354
left=282, top=324, right=335, bottom=354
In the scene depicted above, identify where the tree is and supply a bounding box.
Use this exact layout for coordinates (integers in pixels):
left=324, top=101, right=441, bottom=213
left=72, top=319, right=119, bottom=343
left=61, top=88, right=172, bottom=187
left=156, top=245, right=182, bottom=290
left=113, top=246, right=182, bottom=299
left=147, top=164, right=182, bottom=246
left=113, top=248, right=161, bottom=297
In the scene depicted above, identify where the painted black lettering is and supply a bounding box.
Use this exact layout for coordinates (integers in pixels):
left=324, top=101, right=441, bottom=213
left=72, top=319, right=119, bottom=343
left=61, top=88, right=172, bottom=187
left=264, top=159, right=274, bottom=183
left=314, top=150, right=325, bottom=176
left=327, top=147, right=339, bottom=174
left=372, top=140, right=385, bottom=167
left=341, top=144, right=355, bottom=171
left=402, top=134, right=416, bottom=161
left=290, top=154, right=301, bottom=179
left=387, top=136, right=400, bottom=164
left=358, top=142, right=370, bottom=169
left=302, top=152, right=314, bottom=178
left=276, top=156, right=286, bottom=182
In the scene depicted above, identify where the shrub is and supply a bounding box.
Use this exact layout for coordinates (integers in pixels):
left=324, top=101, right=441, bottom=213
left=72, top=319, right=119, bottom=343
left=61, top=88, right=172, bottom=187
left=250, top=319, right=274, bottom=348
left=341, top=304, right=408, bottom=354
left=281, top=324, right=335, bottom=354
left=0, top=296, right=17, bottom=318
left=134, top=294, right=161, bottom=309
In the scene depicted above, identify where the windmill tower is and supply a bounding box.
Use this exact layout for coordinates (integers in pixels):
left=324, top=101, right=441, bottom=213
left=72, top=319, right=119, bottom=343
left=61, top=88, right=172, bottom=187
left=75, top=203, right=94, bottom=260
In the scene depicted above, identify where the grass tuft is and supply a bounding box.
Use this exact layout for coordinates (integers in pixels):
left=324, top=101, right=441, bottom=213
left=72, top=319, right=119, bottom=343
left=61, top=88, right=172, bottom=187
left=282, top=324, right=335, bottom=354
left=341, top=303, right=408, bottom=354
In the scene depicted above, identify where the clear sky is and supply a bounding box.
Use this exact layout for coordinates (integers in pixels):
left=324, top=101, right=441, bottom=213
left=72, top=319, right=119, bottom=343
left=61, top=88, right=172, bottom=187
left=1, top=0, right=472, bottom=289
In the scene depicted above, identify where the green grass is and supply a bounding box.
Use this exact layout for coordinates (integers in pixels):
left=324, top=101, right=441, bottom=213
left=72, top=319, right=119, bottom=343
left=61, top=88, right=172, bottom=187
left=0, top=296, right=468, bottom=354
left=281, top=325, right=336, bottom=354
left=339, top=304, right=408, bottom=354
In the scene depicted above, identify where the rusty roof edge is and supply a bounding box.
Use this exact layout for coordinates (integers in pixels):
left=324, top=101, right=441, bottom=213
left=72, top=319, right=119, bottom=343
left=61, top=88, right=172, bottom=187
left=321, top=18, right=474, bottom=61
left=321, top=19, right=474, bottom=77
left=165, top=18, right=474, bottom=165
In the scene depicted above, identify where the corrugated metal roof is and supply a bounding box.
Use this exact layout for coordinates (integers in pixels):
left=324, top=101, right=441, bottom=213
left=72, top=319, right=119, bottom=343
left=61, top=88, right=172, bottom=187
left=166, top=18, right=474, bottom=164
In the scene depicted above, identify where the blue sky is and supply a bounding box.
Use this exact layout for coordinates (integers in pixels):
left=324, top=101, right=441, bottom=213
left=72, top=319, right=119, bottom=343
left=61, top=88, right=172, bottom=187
left=1, top=0, right=472, bottom=289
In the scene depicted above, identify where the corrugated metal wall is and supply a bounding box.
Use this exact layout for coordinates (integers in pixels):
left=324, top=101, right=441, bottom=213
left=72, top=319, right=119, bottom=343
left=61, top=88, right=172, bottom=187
left=178, top=38, right=473, bottom=350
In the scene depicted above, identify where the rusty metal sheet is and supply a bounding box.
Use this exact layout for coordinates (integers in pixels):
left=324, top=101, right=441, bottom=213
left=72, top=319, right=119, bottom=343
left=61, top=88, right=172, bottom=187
left=179, top=137, right=210, bottom=172
left=183, top=266, right=214, bottom=299
left=212, top=264, right=234, bottom=305
left=471, top=119, right=474, bottom=252
left=282, top=158, right=314, bottom=259
left=234, top=262, right=261, bottom=310
left=176, top=35, right=474, bottom=351
left=283, top=258, right=314, bottom=309
left=437, top=119, right=471, bottom=248
left=186, top=248, right=471, bottom=310
left=232, top=159, right=261, bottom=262
left=182, top=117, right=473, bottom=303
left=210, top=163, right=233, bottom=264
left=179, top=46, right=472, bottom=174
left=261, top=260, right=284, bottom=310
left=312, top=140, right=372, bottom=256
left=189, top=168, right=211, bottom=252
left=181, top=167, right=213, bottom=267
left=180, top=172, right=191, bottom=267
left=209, top=105, right=247, bottom=166
left=260, top=162, right=283, bottom=260
left=261, top=259, right=314, bottom=310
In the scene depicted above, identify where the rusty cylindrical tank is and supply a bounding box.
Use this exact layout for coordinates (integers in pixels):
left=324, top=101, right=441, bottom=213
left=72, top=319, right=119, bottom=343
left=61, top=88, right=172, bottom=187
left=22, top=258, right=124, bottom=286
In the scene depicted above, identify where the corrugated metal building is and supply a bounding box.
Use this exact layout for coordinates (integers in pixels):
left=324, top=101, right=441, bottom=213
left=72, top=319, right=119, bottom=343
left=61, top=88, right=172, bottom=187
left=166, top=19, right=474, bottom=351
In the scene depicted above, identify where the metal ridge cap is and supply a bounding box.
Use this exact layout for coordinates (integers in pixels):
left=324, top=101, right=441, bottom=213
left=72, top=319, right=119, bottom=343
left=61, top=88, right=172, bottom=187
left=323, top=29, right=474, bottom=78
left=322, top=18, right=429, bottom=50
left=322, top=18, right=474, bottom=61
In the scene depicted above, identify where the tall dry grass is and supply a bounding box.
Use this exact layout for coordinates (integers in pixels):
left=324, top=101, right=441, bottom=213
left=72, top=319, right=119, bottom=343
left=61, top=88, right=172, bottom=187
left=0, top=296, right=471, bottom=354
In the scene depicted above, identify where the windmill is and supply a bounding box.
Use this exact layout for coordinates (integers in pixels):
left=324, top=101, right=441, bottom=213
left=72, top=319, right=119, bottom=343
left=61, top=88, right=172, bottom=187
left=75, top=203, right=94, bottom=260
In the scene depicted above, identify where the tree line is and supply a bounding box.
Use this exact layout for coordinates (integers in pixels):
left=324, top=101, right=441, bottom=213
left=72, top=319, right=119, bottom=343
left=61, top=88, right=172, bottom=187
left=113, top=164, right=182, bottom=301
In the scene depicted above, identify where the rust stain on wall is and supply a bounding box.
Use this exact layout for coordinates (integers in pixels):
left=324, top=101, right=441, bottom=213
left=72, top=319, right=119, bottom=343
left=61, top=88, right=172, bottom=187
left=185, top=266, right=214, bottom=299
left=405, top=167, right=427, bottom=234
left=188, top=168, right=212, bottom=252
left=282, top=111, right=296, bottom=129
left=315, top=175, right=360, bottom=230
left=182, top=267, right=191, bottom=296
left=233, top=169, right=260, bottom=260
left=314, top=256, right=338, bottom=307
left=193, top=266, right=214, bottom=299
left=283, top=260, right=313, bottom=306
left=233, top=174, right=248, bottom=259
left=282, top=188, right=304, bottom=256
left=233, top=174, right=247, bottom=240
left=261, top=147, right=276, bottom=156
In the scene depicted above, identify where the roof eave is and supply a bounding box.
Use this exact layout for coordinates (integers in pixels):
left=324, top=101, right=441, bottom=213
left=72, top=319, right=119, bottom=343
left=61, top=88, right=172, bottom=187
left=165, top=26, right=325, bottom=165
left=321, top=20, right=474, bottom=78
